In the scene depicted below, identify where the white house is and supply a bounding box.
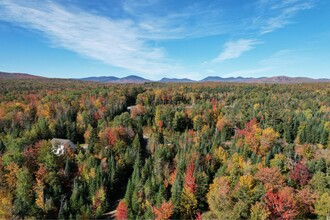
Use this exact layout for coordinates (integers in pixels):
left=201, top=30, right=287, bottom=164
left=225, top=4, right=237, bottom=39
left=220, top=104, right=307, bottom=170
left=51, top=138, right=75, bottom=156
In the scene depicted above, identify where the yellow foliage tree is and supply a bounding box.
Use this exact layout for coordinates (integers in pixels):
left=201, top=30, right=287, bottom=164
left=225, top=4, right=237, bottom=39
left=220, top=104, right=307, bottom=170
left=4, top=162, right=19, bottom=191
left=270, top=153, right=286, bottom=172
left=34, top=179, right=45, bottom=211
left=206, top=176, right=233, bottom=219
left=315, top=193, right=330, bottom=219
left=0, top=188, right=12, bottom=219
left=250, top=202, right=270, bottom=220
left=213, top=146, right=228, bottom=164
left=180, top=188, right=197, bottom=219
left=260, top=127, right=279, bottom=155
left=239, top=174, right=254, bottom=190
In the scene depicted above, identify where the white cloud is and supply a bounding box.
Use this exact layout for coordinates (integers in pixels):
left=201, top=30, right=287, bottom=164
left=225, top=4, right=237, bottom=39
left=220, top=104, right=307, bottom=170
left=0, top=0, right=185, bottom=77
left=0, top=0, right=318, bottom=78
left=258, top=0, right=316, bottom=34
left=209, top=0, right=316, bottom=63
left=213, top=39, right=261, bottom=62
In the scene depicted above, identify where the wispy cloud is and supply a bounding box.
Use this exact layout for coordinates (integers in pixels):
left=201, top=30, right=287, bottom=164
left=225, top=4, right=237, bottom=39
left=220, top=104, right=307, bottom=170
left=0, top=0, right=186, bottom=77
left=0, top=0, right=319, bottom=78
left=127, top=1, right=234, bottom=40
left=213, top=39, right=261, bottom=62
left=257, top=0, right=316, bottom=34
left=209, top=0, right=316, bottom=63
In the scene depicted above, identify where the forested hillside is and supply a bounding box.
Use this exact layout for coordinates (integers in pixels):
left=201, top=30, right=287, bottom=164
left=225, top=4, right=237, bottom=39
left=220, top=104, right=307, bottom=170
left=0, top=79, right=329, bottom=219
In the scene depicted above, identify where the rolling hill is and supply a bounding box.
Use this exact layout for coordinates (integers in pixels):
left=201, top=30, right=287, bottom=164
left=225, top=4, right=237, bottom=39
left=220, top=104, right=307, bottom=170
left=0, top=71, right=45, bottom=79
left=159, top=77, right=195, bottom=83
left=1, top=71, right=329, bottom=84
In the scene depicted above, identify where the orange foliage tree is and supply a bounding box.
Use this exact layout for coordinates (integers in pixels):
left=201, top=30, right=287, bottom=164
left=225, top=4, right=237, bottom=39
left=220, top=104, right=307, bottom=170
left=184, top=162, right=196, bottom=194
left=152, top=201, right=174, bottom=220
left=116, top=200, right=128, bottom=220
left=255, top=167, right=285, bottom=190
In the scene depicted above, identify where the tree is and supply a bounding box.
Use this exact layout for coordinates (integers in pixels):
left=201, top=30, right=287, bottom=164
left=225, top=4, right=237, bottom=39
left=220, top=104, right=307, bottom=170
left=92, top=186, right=106, bottom=217
left=250, top=202, right=270, bottom=220
left=0, top=189, right=13, bottom=219
left=308, top=171, right=330, bottom=195
left=173, top=111, right=187, bottom=132
left=290, top=161, right=311, bottom=186
left=296, top=188, right=317, bottom=216
left=255, top=167, right=285, bottom=190
left=4, top=162, right=19, bottom=191
left=260, top=127, right=279, bottom=155
left=152, top=201, right=174, bottom=220
left=184, top=162, right=196, bottom=194
left=315, top=192, right=330, bottom=219
left=13, top=167, right=34, bottom=218
left=180, top=188, right=198, bottom=219
left=193, top=115, right=203, bottom=131
left=116, top=200, right=128, bottom=220
left=206, top=176, right=233, bottom=219
left=263, top=187, right=299, bottom=220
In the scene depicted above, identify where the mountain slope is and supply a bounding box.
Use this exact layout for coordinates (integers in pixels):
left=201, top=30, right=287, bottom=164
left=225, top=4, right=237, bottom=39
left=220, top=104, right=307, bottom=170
left=80, top=76, right=119, bottom=82
left=1, top=70, right=329, bottom=84
left=250, top=76, right=329, bottom=83
left=159, top=77, right=195, bottom=83
left=0, top=71, right=45, bottom=79
left=117, top=75, right=151, bottom=83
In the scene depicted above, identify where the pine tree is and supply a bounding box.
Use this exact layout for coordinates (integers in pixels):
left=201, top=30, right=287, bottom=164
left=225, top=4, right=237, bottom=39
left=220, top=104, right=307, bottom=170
left=13, top=168, right=34, bottom=218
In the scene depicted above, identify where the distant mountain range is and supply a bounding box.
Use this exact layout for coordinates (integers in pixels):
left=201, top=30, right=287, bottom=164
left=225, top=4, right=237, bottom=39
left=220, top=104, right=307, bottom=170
left=159, top=77, right=195, bottom=83
left=1, top=71, right=330, bottom=84
left=79, top=75, right=330, bottom=84
left=0, top=71, right=45, bottom=79
left=80, top=75, right=151, bottom=83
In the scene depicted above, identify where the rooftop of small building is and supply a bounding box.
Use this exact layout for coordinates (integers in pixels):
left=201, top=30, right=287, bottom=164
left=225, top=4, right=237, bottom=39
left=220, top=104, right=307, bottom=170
left=51, top=138, right=74, bottom=145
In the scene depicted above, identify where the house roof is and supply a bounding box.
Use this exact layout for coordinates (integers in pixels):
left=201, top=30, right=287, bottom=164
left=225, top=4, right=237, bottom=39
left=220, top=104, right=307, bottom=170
left=51, top=138, right=73, bottom=145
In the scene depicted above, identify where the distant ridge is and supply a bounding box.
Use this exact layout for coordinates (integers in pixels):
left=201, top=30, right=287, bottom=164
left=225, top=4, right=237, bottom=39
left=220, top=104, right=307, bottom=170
left=80, top=75, right=150, bottom=83
left=200, top=75, right=330, bottom=83
left=0, top=71, right=45, bottom=79
left=81, top=75, right=330, bottom=84
left=201, top=76, right=252, bottom=82
left=159, top=77, right=195, bottom=83
left=1, top=71, right=330, bottom=84
left=250, top=76, right=329, bottom=83
left=80, top=76, right=119, bottom=82
left=118, top=75, right=151, bottom=83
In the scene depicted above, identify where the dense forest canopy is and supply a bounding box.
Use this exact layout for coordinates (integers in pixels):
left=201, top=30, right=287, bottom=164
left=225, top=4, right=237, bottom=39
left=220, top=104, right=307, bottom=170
left=0, top=79, right=330, bottom=219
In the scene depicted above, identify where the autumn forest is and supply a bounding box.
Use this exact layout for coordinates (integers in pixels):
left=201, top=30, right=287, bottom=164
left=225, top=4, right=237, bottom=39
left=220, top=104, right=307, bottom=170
left=0, top=78, right=330, bottom=219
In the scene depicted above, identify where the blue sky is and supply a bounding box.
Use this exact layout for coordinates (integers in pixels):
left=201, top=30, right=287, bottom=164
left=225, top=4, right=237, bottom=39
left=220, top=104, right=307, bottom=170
left=0, top=0, right=329, bottom=80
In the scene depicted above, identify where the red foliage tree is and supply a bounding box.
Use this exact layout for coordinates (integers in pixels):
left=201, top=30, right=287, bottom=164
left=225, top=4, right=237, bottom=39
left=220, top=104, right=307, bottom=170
left=236, top=118, right=258, bottom=137
left=264, top=187, right=299, bottom=220
left=116, top=200, right=128, bottom=220
left=235, top=118, right=262, bottom=153
left=195, top=212, right=202, bottom=220
left=101, top=127, right=118, bottom=147
left=184, top=162, right=196, bottom=194
left=157, top=120, right=164, bottom=128
left=290, top=161, right=311, bottom=186
left=23, top=143, right=41, bottom=172
left=94, top=111, right=100, bottom=121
